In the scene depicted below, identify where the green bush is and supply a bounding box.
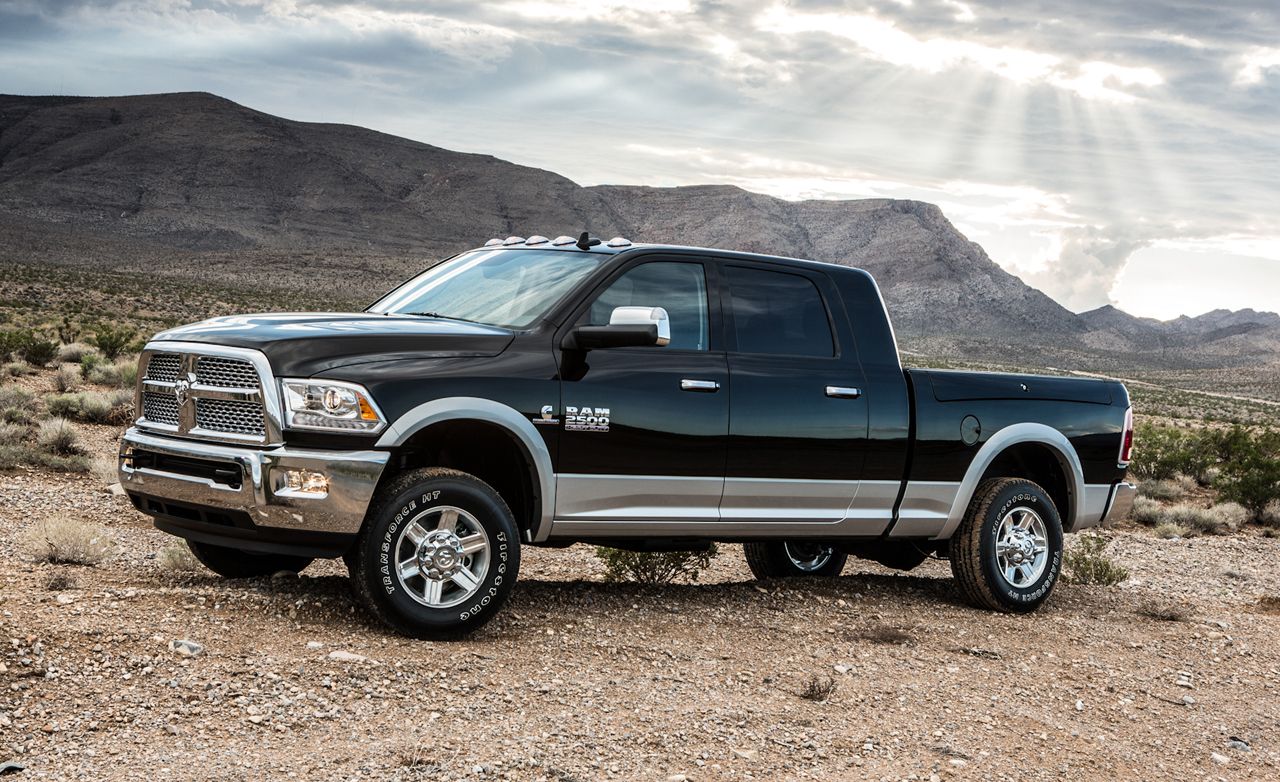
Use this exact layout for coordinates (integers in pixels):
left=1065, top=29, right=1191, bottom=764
left=87, top=358, right=138, bottom=388
left=595, top=544, right=718, bottom=584
left=89, top=322, right=137, bottom=360
left=1062, top=534, right=1129, bottom=585
left=0, top=444, right=89, bottom=472
left=18, top=333, right=59, bottom=367
left=1131, top=423, right=1213, bottom=481
left=57, top=342, right=96, bottom=364
left=0, top=385, right=37, bottom=423
left=1213, top=428, right=1280, bottom=520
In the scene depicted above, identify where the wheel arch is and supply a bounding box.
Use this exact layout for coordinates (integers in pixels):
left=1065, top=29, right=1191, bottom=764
left=934, top=422, right=1084, bottom=540
left=375, top=397, right=555, bottom=542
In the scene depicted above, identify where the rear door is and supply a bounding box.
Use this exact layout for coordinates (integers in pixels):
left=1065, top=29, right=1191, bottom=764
left=553, top=257, right=729, bottom=523
left=719, top=262, right=871, bottom=523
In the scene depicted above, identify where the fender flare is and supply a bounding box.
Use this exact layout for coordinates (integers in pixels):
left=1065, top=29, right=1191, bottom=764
left=375, top=397, right=555, bottom=542
left=933, top=422, right=1085, bottom=540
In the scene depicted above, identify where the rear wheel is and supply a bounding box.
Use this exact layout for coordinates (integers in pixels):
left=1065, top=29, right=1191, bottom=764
left=951, top=477, right=1063, bottom=612
left=186, top=540, right=313, bottom=578
left=348, top=467, right=520, bottom=639
left=743, top=541, right=847, bottom=579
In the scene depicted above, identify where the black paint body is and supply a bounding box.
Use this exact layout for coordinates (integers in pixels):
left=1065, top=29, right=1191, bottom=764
left=153, top=243, right=1132, bottom=535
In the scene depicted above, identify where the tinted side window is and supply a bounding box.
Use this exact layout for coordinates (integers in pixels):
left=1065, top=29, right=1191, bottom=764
left=726, top=266, right=834, bottom=357
left=582, top=262, right=710, bottom=350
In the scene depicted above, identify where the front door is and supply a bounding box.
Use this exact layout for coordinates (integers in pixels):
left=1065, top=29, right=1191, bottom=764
left=554, top=258, right=728, bottom=523
left=719, top=262, right=874, bottom=525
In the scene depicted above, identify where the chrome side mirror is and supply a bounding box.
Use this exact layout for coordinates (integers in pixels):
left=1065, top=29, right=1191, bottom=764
left=608, top=306, right=670, bottom=347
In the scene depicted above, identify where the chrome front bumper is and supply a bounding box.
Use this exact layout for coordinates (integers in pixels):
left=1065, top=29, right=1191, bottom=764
left=1101, top=482, right=1137, bottom=525
left=118, top=427, right=388, bottom=535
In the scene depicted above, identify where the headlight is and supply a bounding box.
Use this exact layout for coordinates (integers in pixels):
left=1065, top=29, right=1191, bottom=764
left=280, top=379, right=386, bottom=433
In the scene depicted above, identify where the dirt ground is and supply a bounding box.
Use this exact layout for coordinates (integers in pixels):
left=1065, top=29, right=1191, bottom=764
left=2, top=425, right=1279, bottom=781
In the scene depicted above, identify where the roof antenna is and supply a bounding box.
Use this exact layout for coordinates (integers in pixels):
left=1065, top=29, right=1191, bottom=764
left=575, top=231, right=601, bottom=251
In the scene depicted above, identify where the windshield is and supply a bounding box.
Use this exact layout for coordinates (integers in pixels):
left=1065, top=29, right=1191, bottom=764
left=368, top=249, right=606, bottom=328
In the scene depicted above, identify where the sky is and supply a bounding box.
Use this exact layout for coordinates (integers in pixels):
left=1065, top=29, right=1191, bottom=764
left=1, top=0, right=1278, bottom=320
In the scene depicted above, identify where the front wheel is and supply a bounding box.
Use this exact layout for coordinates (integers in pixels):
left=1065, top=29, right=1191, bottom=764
left=348, top=467, right=520, bottom=639
left=743, top=541, right=847, bottom=579
left=186, top=540, right=313, bottom=578
left=950, top=477, right=1063, bottom=613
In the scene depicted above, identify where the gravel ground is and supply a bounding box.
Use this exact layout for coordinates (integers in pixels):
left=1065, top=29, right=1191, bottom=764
left=2, top=424, right=1279, bottom=781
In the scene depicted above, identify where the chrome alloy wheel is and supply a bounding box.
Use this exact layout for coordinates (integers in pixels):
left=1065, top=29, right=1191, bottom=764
left=994, top=507, right=1049, bottom=587
left=783, top=542, right=835, bottom=572
left=394, top=505, right=491, bottom=608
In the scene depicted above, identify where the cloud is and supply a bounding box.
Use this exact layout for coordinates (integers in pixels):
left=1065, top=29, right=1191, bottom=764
left=1235, top=46, right=1280, bottom=85
left=1026, top=227, right=1152, bottom=311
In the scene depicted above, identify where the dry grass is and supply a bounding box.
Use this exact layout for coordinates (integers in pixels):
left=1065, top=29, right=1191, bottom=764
left=89, top=454, right=118, bottom=489
left=0, top=421, right=26, bottom=445
left=56, top=342, right=96, bottom=363
left=23, top=517, right=115, bottom=566
left=53, top=364, right=80, bottom=392
left=1132, top=496, right=1163, bottom=526
left=45, top=572, right=76, bottom=591
left=46, top=390, right=132, bottom=425
left=1138, top=477, right=1195, bottom=502
left=36, top=417, right=81, bottom=454
left=1153, top=522, right=1191, bottom=539
left=86, top=358, right=139, bottom=389
left=3, top=361, right=34, bottom=377
left=798, top=675, right=838, bottom=702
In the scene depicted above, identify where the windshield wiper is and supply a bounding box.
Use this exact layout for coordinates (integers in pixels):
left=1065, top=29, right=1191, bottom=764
left=402, top=311, right=489, bottom=326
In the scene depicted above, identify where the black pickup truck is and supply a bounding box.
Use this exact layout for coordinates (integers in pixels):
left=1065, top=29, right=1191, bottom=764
left=118, top=234, right=1136, bottom=637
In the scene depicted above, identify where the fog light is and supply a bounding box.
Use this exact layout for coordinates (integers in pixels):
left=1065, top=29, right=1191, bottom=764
left=281, top=469, right=330, bottom=497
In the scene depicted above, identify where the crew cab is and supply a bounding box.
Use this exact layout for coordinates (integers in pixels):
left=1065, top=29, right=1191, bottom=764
left=118, top=234, right=1137, bottom=637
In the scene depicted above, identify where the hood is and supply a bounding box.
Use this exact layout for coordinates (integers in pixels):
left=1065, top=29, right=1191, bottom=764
left=152, top=313, right=515, bottom=376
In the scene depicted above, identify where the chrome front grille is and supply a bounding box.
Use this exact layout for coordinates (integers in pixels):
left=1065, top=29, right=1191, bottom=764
left=141, top=391, right=180, bottom=425
left=195, top=398, right=266, bottom=436
left=136, top=345, right=277, bottom=444
left=195, top=356, right=258, bottom=389
left=145, top=353, right=181, bottom=383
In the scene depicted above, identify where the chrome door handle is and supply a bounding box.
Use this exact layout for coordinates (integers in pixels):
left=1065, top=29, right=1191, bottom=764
left=825, top=386, right=862, bottom=399
left=681, top=379, right=721, bottom=392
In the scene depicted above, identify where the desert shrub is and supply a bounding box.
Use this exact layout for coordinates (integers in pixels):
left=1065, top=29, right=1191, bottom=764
left=18, top=333, right=59, bottom=367
left=0, top=444, right=90, bottom=472
left=595, top=544, right=718, bottom=584
left=1136, top=601, right=1190, bottom=622
left=1138, top=478, right=1189, bottom=502
left=46, top=390, right=132, bottom=425
left=53, top=364, right=80, bottom=392
left=1062, top=534, right=1129, bottom=585
left=56, top=317, right=80, bottom=346
left=798, top=675, right=838, bottom=702
left=23, top=517, right=114, bottom=565
left=1153, top=522, right=1190, bottom=539
left=1211, top=502, right=1252, bottom=532
left=1214, top=431, right=1280, bottom=520
left=0, top=385, right=37, bottom=423
left=36, top=417, right=81, bottom=455
left=3, top=361, right=33, bottom=377
left=1260, top=500, right=1280, bottom=528
left=79, top=351, right=104, bottom=375
left=1131, top=423, right=1213, bottom=481
left=89, top=322, right=137, bottom=360
left=1158, top=503, right=1241, bottom=536
left=1132, top=496, right=1163, bottom=526
left=0, top=421, right=27, bottom=445
left=0, top=330, right=23, bottom=360
left=158, top=543, right=200, bottom=574
left=87, top=358, right=138, bottom=388
left=57, top=342, right=95, bottom=363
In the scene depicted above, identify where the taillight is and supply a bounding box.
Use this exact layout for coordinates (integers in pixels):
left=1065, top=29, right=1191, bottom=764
left=1118, top=407, right=1134, bottom=466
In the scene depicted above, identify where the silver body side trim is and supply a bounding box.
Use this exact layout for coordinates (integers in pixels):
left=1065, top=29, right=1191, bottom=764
left=1075, top=483, right=1122, bottom=530
left=889, top=481, right=962, bottom=537
left=933, top=423, right=1086, bottom=540
left=720, top=477, right=860, bottom=522
left=1099, top=482, right=1136, bottom=526
left=554, top=474, right=723, bottom=521
left=375, top=397, right=556, bottom=542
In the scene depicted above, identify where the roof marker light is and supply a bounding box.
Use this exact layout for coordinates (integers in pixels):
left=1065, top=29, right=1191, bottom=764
left=606, top=237, right=632, bottom=247
left=551, top=235, right=576, bottom=246
left=525, top=235, right=549, bottom=245
left=484, top=238, right=503, bottom=247
left=502, top=236, right=526, bottom=246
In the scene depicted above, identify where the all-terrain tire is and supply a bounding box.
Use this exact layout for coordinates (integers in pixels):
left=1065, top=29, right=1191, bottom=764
left=186, top=540, right=313, bottom=578
left=348, top=467, right=520, bottom=639
left=950, top=477, right=1063, bottom=613
left=743, top=541, right=847, bottom=579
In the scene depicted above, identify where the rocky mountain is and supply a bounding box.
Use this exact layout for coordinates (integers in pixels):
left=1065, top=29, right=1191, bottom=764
left=0, top=91, right=1272, bottom=366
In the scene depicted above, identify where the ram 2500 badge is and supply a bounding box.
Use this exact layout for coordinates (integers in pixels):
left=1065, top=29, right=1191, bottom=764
left=119, top=233, right=1136, bottom=638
